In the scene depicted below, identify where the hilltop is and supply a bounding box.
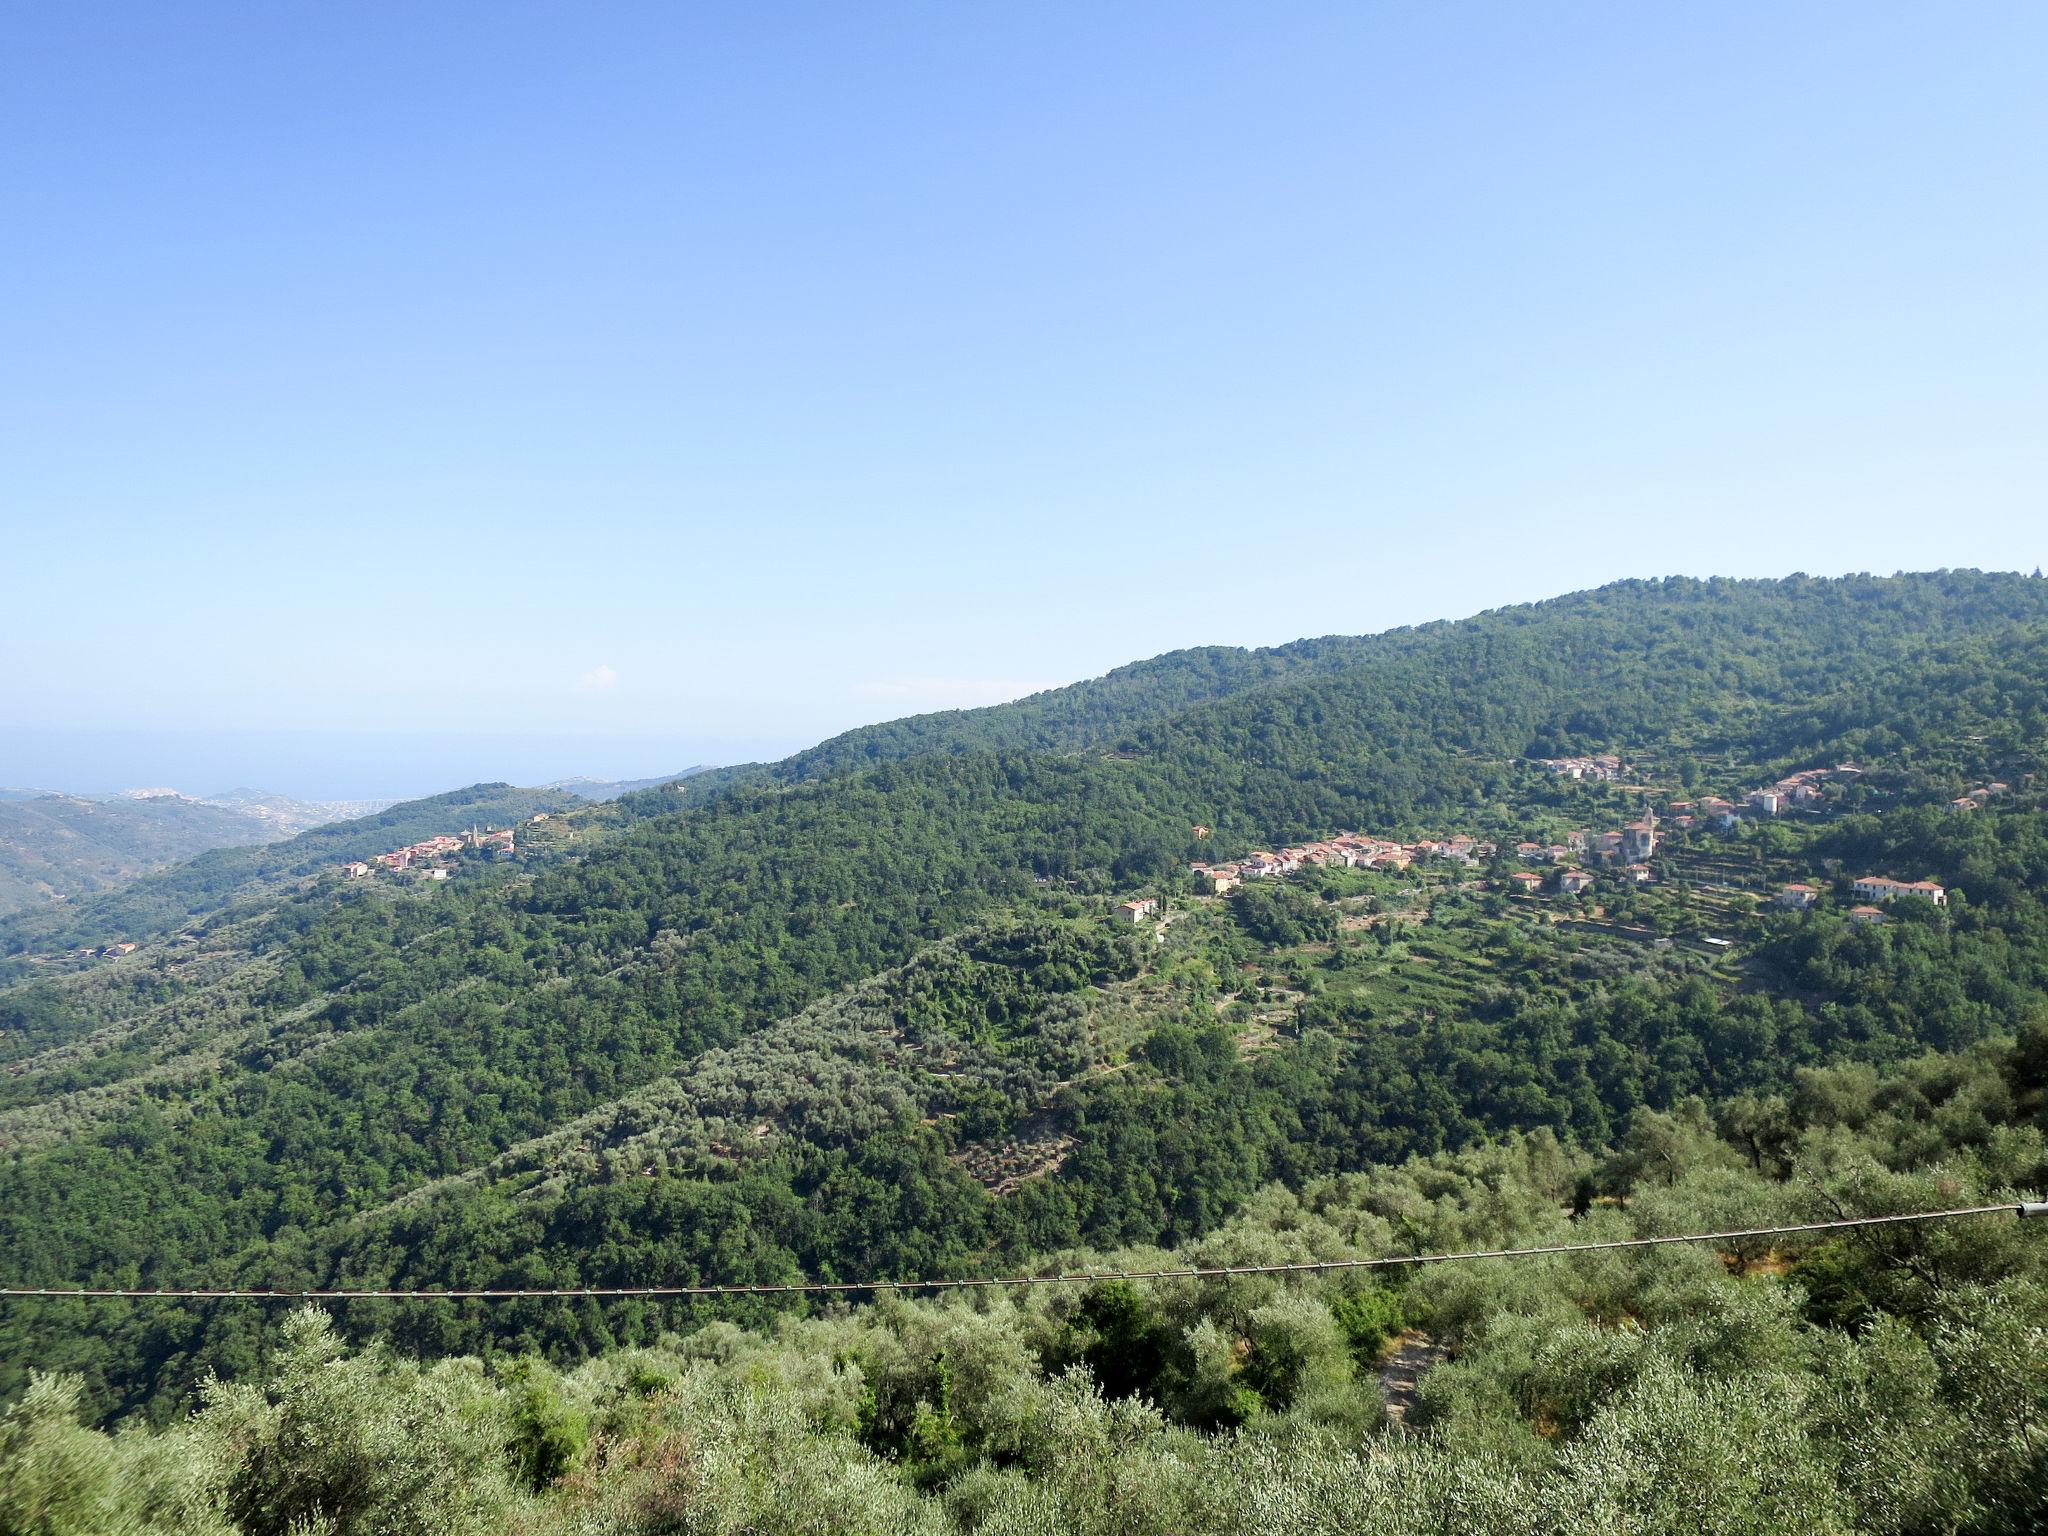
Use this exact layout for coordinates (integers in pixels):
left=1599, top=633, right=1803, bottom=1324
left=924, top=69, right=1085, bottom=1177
left=544, top=767, right=715, bottom=802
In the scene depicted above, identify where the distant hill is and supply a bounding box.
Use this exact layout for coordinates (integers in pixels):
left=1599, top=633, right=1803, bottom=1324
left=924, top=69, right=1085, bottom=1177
left=546, top=767, right=713, bottom=802
left=0, top=781, right=568, bottom=956
left=0, top=793, right=283, bottom=916
left=190, top=787, right=394, bottom=832
left=0, top=786, right=398, bottom=920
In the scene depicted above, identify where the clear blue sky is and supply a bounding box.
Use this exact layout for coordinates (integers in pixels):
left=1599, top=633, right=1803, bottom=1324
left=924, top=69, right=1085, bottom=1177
left=4, top=2, right=2045, bottom=798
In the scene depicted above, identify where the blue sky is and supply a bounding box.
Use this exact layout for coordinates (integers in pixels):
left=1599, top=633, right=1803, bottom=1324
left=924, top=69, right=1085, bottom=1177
left=4, top=2, right=2045, bottom=797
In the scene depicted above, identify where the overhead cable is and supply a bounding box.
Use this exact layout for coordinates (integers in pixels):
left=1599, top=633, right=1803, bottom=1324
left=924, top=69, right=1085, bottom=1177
left=2, top=1201, right=2037, bottom=1303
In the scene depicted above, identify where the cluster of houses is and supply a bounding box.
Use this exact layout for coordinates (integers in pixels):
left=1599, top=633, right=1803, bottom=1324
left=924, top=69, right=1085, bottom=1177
left=1581, top=814, right=1659, bottom=868
left=1754, top=762, right=1862, bottom=814
left=67, top=941, right=140, bottom=963
left=1776, top=874, right=1948, bottom=924
left=1949, top=781, right=2011, bottom=813
left=1686, top=763, right=2023, bottom=824
left=1182, top=809, right=1669, bottom=908
left=1851, top=875, right=1949, bottom=907
left=1661, top=764, right=1863, bottom=831
left=1503, top=867, right=1596, bottom=897
left=341, top=825, right=515, bottom=881
left=1188, top=831, right=1501, bottom=896
left=1166, top=752, right=1989, bottom=928
left=1142, top=752, right=1999, bottom=936
left=1500, top=814, right=1659, bottom=895
left=1539, top=755, right=1628, bottom=782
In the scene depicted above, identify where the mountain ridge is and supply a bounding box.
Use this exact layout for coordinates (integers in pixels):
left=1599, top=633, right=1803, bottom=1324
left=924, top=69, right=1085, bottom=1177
left=655, top=571, right=2048, bottom=805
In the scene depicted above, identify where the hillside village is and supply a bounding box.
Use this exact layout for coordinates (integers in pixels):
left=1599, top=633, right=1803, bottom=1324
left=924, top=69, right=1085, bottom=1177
left=1775, top=874, right=1949, bottom=927
left=55, top=760, right=1975, bottom=966
left=1171, top=758, right=1965, bottom=930
left=1184, top=793, right=1667, bottom=905
left=1537, top=754, right=1628, bottom=781
left=1666, top=761, right=1864, bottom=826
left=338, top=817, right=544, bottom=880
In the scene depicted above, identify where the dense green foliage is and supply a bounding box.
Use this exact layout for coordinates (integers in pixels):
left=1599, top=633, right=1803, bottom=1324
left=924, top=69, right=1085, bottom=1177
left=5, top=1042, right=2044, bottom=1534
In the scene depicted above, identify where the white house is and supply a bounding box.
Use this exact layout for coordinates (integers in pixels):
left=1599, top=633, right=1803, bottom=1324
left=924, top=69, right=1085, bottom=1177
left=1852, top=876, right=1946, bottom=907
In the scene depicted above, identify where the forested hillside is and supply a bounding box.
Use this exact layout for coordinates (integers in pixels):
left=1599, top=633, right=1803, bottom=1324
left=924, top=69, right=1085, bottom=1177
left=3, top=571, right=2048, bottom=1482
left=0, top=795, right=281, bottom=917
left=7, top=1034, right=2045, bottom=1535
left=681, top=571, right=2048, bottom=792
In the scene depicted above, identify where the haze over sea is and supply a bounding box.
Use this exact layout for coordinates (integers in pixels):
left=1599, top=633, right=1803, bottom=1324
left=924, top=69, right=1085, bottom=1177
left=5, top=3, right=2045, bottom=797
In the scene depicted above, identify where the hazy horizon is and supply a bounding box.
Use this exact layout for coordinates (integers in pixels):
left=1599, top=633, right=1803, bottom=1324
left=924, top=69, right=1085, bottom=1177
left=0, top=728, right=762, bottom=805
left=11, top=565, right=2048, bottom=800
left=7, top=4, right=2046, bottom=796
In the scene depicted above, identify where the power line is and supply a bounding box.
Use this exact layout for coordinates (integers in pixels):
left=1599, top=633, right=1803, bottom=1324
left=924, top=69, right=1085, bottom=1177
left=2, top=1202, right=2039, bottom=1303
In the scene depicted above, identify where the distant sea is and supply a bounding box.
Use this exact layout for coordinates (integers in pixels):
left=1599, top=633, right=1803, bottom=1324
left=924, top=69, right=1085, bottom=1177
left=0, top=727, right=787, bottom=803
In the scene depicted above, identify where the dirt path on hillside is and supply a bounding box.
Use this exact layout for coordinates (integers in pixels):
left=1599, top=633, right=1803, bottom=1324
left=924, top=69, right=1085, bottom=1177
left=1378, top=1332, right=1450, bottom=1428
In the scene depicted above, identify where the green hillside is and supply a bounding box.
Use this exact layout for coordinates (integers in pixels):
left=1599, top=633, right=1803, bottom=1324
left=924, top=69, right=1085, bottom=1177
left=9, top=1030, right=2046, bottom=1535
left=0, top=795, right=281, bottom=917
left=672, top=571, right=2048, bottom=790
left=3, top=571, right=2048, bottom=1446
